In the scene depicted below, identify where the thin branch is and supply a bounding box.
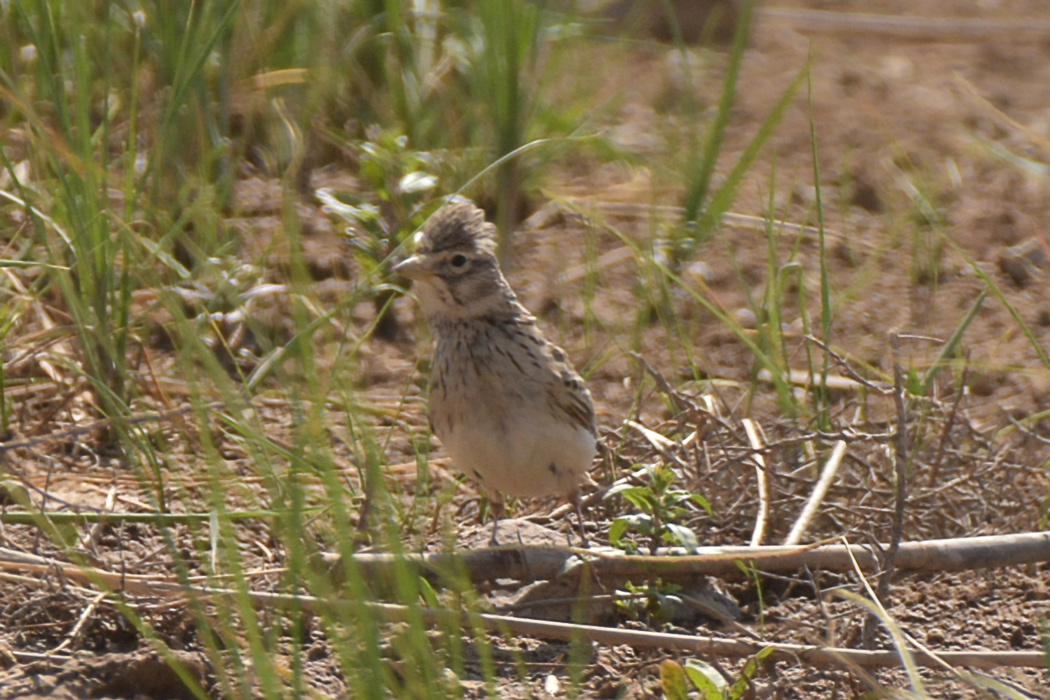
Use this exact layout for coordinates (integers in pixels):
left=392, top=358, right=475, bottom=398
left=803, top=334, right=892, bottom=394
left=784, top=440, right=848, bottom=546
left=6, top=529, right=1050, bottom=594
left=22, top=574, right=1050, bottom=671
left=881, top=333, right=910, bottom=593
left=4, top=536, right=1050, bottom=674
left=329, top=531, right=1050, bottom=584
left=929, top=355, right=970, bottom=484
left=867, top=332, right=911, bottom=645
left=6, top=543, right=1045, bottom=672
left=742, top=419, right=769, bottom=546
left=0, top=402, right=225, bottom=454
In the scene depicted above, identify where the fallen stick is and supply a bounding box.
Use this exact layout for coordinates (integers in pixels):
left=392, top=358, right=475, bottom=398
left=6, top=531, right=1050, bottom=590
left=290, top=597, right=1047, bottom=670
left=783, top=440, right=847, bottom=546
left=4, top=547, right=1048, bottom=671
left=324, top=531, right=1050, bottom=586
left=741, top=419, right=769, bottom=547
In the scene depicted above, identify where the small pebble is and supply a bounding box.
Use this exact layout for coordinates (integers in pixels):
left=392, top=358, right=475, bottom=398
left=735, top=307, right=756, bottom=329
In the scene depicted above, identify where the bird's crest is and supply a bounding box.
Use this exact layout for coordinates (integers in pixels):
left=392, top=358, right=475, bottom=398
left=415, top=201, right=497, bottom=256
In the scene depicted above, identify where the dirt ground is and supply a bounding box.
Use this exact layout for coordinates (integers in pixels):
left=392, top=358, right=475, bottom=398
left=3, top=1, right=1050, bottom=698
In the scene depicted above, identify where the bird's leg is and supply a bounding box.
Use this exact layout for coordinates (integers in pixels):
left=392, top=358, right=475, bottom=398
left=488, top=494, right=506, bottom=546
left=572, top=490, right=590, bottom=548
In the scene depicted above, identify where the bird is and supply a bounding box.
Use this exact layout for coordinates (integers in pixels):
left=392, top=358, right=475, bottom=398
left=394, top=200, right=598, bottom=546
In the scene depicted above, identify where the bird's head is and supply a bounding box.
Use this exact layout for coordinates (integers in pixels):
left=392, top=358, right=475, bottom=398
left=394, top=202, right=515, bottom=321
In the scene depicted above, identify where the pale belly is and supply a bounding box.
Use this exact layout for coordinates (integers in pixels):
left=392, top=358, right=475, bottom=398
left=428, top=320, right=597, bottom=499
left=436, top=401, right=596, bottom=499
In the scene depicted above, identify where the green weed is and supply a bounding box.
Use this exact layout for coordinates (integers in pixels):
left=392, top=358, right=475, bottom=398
left=317, top=126, right=441, bottom=340
left=607, top=462, right=712, bottom=554
left=661, top=648, right=773, bottom=700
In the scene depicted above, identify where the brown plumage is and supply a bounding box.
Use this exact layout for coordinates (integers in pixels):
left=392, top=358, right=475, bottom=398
left=395, top=201, right=597, bottom=545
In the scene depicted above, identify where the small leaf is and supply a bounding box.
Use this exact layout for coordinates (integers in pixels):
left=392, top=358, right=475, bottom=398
left=53, top=521, right=81, bottom=547
left=619, top=581, right=643, bottom=595
left=606, top=482, right=658, bottom=512
left=650, top=464, right=677, bottom=491
left=660, top=660, right=689, bottom=700
left=653, top=593, right=684, bottom=622
left=622, top=513, right=655, bottom=536
left=604, top=482, right=642, bottom=498
left=906, top=364, right=923, bottom=395
left=684, top=658, right=728, bottom=700
left=620, top=488, right=659, bottom=513
left=398, top=171, right=438, bottom=194
left=690, top=493, right=714, bottom=514
left=608, top=518, right=630, bottom=547
left=729, top=647, right=774, bottom=699
left=664, top=522, right=700, bottom=552
left=418, top=577, right=440, bottom=609
left=360, top=159, right=386, bottom=188
left=612, top=513, right=655, bottom=538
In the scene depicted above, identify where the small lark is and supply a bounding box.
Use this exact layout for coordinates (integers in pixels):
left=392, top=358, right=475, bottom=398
left=395, top=201, right=597, bottom=545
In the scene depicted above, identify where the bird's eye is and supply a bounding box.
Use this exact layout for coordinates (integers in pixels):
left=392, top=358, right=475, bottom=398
left=449, top=254, right=469, bottom=269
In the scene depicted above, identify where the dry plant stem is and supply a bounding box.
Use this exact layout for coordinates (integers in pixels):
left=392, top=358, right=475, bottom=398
left=2, top=266, right=70, bottom=385
left=0, top=402, right=224, bottom=454
left=549, top=459, right=648, bottom=519
left=758, top=8, right=1050, bottom=40
left=1003, top=412, right=1050, bottom=447
left=48, top=591, right=106, bottom=656
left=629, top=351, right=690, bottom=415
left=803, top=335, right=892, bottom=395
left=84, top=485, right=118, bottom=549
left=8, top=543, right=1043, bottom=672
left=783, top=440, right=847, bottom=546
left=840, top=543, right=934, bottom=690
left=882, top=334, right=910, bottom=591
left=7, top=532, right=1050, bottom=591
left=625, top=420, right=678, bottom=454
left=559, top=200, right=853, bottom=249
left=866, top=332, right=911, bottom=644
left=0, top=510, right=297, bottom=525
left=27, top=575, right=1047, bottom=671
left=758, top=368, right=881, bottom=394
left=334, top=531, right=1050, bottom=585
left=364, top=602, right=1043, bottom=671
left=952, top=74, right=1050, bottom=160
left=26, top=383, right=83, bottom=444
left=5, top=542, right=1050, bottom=672
left=761, top=427, right=895, bottom=448
left=929, top=358, right=969, bottom=485
left=742, top=419, right=769, bottom=546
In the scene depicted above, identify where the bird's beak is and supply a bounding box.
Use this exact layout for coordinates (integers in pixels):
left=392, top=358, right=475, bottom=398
left=393, top=255, right=426, bottom=280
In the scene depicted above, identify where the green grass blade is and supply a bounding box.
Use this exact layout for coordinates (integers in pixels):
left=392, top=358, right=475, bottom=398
left=682, top=0, right=756, bottom=226
left=692, top=55, right=809, bottom=248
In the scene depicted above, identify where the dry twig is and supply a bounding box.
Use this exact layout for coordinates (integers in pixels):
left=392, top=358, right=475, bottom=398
left=741, top=419, right=769, bottom=547
left=783, top=440, right=848, bottom=546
